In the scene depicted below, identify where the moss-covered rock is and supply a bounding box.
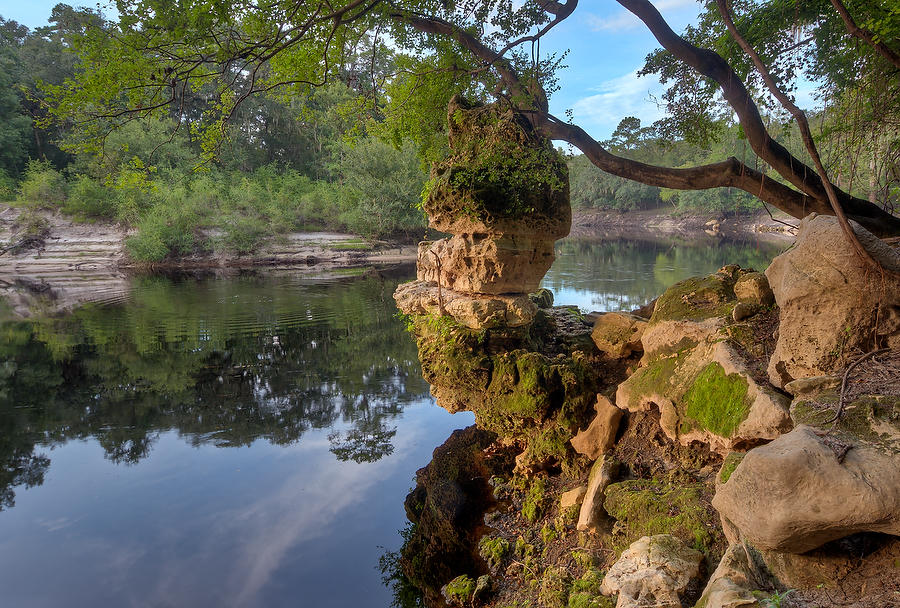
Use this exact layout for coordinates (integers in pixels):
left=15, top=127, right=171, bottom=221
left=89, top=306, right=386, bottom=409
left=442, top=574, right=477, bottom=606
left=406, top=309, right=606, bottom=475
left=616, top=267, right=791, bottom=454
left=424, top=96, right=570, bottom=238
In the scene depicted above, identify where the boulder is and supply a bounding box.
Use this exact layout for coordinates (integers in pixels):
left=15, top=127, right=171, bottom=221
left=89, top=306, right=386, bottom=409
left=712, top=424, right=900, bottom=553
left=599, top=534, right=704, bottom=608
left=570, top=394, right=624, bottom=459
left=577, top=455, right=620, bottom=532
left=591, top=312, right=648, bottom=358
left=393, top=280, right=536, bottom=329
left=615, top=277, right=791, bottom=454
left=416, top=234, right=556, bottom=295
left=695, top=544, right=768, bottom=608
left=765, top=214, right=900, bottom=387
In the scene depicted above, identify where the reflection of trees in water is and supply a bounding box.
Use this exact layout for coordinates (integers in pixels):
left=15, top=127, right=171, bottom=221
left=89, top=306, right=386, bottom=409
left=0, top=273, right=428, bottom=509
left=543, top=237, right=782, bottom=310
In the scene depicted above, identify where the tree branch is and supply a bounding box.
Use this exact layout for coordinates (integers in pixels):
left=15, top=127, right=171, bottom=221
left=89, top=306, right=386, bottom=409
left=829, top=0, right=900, bottom=70
left=716, top=0, right=895, bottom=274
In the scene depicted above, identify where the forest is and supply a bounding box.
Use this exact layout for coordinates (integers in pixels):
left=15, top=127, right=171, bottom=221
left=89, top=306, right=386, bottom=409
left=2, top=2, right=896, bottom=263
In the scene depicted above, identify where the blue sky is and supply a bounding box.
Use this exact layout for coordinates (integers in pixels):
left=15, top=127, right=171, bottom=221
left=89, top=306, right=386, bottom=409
left=1, top=0, right=809, bottom=142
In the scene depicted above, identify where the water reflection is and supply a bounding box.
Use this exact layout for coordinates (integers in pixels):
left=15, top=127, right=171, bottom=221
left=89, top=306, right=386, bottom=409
left=0, top=271, right=430, bottom=510
left=542, top=237, right=785, bottom=311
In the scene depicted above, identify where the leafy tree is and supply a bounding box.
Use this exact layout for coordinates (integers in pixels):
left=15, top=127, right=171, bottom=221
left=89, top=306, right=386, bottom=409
left=43, top=0, right=900, bottom=239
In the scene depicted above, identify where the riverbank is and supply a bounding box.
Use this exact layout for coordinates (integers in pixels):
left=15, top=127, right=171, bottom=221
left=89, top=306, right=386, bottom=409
left=1, top=206, right=794, bottom=279
left=571, top=208, right=796, bottom=241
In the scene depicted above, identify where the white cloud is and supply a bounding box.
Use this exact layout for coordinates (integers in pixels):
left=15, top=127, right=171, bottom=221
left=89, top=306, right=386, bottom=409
left=570, top=69, right=666, bottom=137
left=588, top=0, right=698, bottom=31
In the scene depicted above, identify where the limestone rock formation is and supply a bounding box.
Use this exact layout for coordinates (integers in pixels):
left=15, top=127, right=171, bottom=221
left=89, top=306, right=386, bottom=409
left=615, top=266, right=791, bottom=453
left=397, top=95, right=571, bottom=327
left=570, top=394, right=624, bottom=459
left=417, top=234, right=556, bottom=295
left=599, top=534, right=704, bottom=608
left=712, top=424, right=900, bottom=553
left=394, top=280, right=536, bottom=329
left=591, top=312, right=647, bottom=358
left=765, top=214, right=900, bottom=387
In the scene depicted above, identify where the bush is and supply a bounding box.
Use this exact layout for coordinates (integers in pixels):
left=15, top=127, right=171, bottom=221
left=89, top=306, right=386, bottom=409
left=17, top=160, right=67, bottom=208
left=64, top=176, right=117, bottom=219
left=126, top=204, right=202, bottom=262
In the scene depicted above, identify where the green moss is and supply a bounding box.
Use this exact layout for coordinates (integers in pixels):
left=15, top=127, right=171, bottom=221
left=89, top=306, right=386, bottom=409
left=792, top=394, right=900, bottom=453
left=719, top=452, right=745, bottom=484
left=515, top=536, right=536, bottom=559
left=604, top=479, right=722, bottom=556
left=568, top=568, right=610, bottom=607
left=682, top=363, right=751, bottom=437
left=538, top=566, right=570, bottom=608
left=478, top=535, right=510, bottom=570
left=523, top=477, right=549, bottom=523
left=540, top=522, right=557, bottom=545
left=650, top=275, right=736, bottom=325
left=444, top=574, right=477, bottom=605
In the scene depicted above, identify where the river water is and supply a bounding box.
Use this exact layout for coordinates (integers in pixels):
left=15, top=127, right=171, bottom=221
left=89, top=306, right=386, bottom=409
left=0, top=236, right=783, bottom=607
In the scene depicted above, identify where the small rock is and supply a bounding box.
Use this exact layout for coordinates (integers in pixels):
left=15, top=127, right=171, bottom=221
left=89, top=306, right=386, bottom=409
left=560, top=485, right=588, bottom=510
left=733, top=272, right=774, bottom=307
left=529, top=288, right=554, bottom=308
left=570, top=394, right=624, bottom=459
left=577, top=455, right=620, bottom=532
left=731, top=301, right=758, bottom=321
left=591, top=312, right=647, bottom=358
left=600, top=534, right=704, bottom=608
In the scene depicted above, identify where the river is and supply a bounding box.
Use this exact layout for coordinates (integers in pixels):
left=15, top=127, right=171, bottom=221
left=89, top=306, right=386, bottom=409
left=0, top=236, right=784, bottom=607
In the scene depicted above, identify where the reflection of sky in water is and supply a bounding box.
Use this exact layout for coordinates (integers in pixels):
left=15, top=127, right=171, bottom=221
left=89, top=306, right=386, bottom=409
left=543, top=237, right=785, bottom=312
left=0, top=398, right=472, bottom=608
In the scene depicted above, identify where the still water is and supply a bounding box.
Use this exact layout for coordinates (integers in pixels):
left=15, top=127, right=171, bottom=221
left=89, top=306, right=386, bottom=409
left=0, top=237, right=784, bottom=607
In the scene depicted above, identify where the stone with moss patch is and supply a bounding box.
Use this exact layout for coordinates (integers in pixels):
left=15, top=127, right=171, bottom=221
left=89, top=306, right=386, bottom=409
left=649, top=274, right=737, bottom=325
left=478, top=535, right=510, bottom=571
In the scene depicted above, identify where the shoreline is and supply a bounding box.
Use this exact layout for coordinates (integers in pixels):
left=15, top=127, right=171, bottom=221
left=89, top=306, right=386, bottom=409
left=1, top=206, right=795, bottom=279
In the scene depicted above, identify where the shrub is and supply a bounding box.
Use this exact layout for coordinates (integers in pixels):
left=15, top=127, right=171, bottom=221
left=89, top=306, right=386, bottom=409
left=64, top=176, right=117, bottom=219
left=127, top=204, right=201, bottom=262
left=17, top=160, right=67, bottom=208
left=0, top=168, right=15, bottom=201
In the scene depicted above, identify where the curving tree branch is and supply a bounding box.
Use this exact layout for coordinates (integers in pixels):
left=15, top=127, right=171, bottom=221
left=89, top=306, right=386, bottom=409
left=829, top=0, right=900, bottom=70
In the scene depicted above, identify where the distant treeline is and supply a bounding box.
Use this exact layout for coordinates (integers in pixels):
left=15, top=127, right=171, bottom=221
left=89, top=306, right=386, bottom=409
left=0, top=7, right=426, bottom=261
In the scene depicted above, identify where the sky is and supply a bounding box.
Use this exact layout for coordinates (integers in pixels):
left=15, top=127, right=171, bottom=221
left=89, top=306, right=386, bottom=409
left=0, top=0, right=818, bottom=142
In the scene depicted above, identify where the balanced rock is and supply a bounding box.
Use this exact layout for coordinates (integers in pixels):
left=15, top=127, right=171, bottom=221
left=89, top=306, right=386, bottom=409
left=591, top=312, right=647, bottom=358
left=393, top=280, right=536, bottom=329
left=570, top=394, right=624, bottom=459
left=416, top=234, right=555, bottom=295
left=712, top=424, right=900, bottom=553
left=423, top=96, right=570, bottom=239
left=765, top=214, right=900, bottom=387
left=600, top=534, right=704, bottom=608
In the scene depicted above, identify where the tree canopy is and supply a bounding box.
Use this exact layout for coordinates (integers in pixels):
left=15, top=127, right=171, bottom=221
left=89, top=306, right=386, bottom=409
left=42, top=0, right=900, bottom=236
